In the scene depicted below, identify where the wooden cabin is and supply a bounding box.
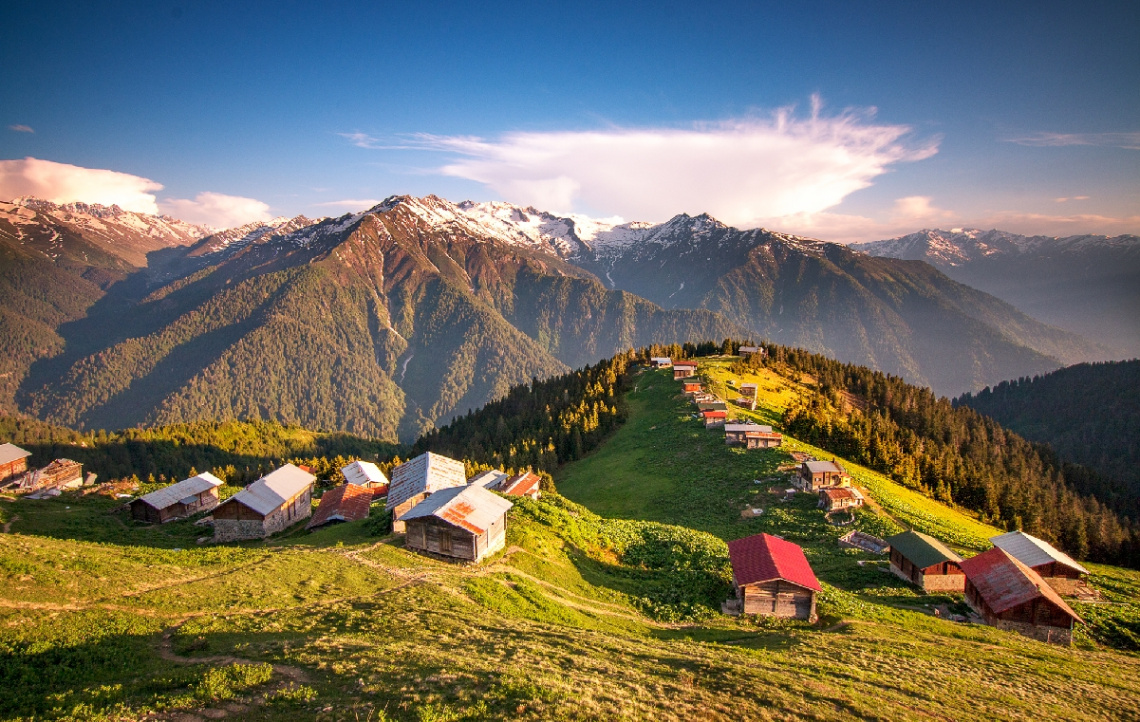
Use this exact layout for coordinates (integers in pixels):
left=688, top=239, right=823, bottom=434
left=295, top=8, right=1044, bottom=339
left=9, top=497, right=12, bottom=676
left=702, top=410, right=727, bottom=428
left=673, top=362, right=698, bottom=379
left=739, top=383, right=758, bottom=398
left=213, top=464, right=315, bottom=542
left=959, top=547, right=1083, bottom=645
left=681, top=380, right=703, bottom=394
left=989, top=531, right=1089, bottom=595
left=724, top=423, right=782, bottom=449
left=388, top=452, right=467, bottom=532
left=650, top=357, right=673, bottom=368
left=796, top=460, right=850, bottom=491
left=500, top=471, right=542, bottom=499
left=727, top=533, right=820, bottom=621
left=738, top=346, right=764, bottom=358
left=341, top=460, right=389, bottom=497
left=402, top=484, right=513, bottom=563
left=819, top=486, right=864, bottom=512
left=0, top=443, right=31, bottom=484
left=886, top=530, right=965, bottom=592
left=308, top=483, right=373, bottom=530
left=130, top=472, right=224, bottom=524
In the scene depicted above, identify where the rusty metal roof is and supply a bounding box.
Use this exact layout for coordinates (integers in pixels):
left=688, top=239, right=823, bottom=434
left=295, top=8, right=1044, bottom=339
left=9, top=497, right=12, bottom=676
left=308, top=483, right=373, bottom=529
left=0, top=443, right=30, bottom=466
left=136, top=472, right=223, bottom=511
left=820, top=487, right=863, bottom=502
left=388, top=452, right=466, bottom=509
left=959, top=547, right=1082, bottom=623
left=399, top=484, right=513, bottom=535
left=989, top=531, right=1089, bottom=576
left=502, top=471, right=541, bottom=497
left=728, top=533, right=821, bottom=592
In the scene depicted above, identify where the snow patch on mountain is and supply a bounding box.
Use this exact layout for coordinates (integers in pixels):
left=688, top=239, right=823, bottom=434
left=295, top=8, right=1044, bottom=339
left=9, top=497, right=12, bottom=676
left=852, top=228, right=1140, bottom=267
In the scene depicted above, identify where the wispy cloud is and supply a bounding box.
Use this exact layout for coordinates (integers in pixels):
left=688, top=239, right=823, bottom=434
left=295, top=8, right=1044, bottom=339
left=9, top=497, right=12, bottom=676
left=159, top=192, right=272, bottom=228
left=312, top=199, right=383, bottom=211
left=1054, top=195, right=1090, bottom=203
left=338, top=132, right=382, bottom=149
left=1007, top=132, right=1140, bottom=150
left=0, top=157, right=163, bottom=213
left=394, top=97, right=938, bottom=226
left=8, top=124, right=34, bottom=133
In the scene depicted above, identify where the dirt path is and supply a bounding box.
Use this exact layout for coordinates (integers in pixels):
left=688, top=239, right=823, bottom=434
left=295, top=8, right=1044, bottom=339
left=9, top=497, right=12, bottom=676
left=157, top=620, right=310, bottom=682
left=1, top=513, right=18, bottom=533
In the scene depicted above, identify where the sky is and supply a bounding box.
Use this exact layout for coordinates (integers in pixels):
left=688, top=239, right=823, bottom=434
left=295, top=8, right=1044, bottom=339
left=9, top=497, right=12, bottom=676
left=1, top=0, right=1137, bottom=241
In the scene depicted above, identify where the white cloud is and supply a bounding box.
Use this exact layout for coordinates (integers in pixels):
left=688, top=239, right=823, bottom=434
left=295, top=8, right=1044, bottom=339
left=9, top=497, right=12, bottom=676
left=0, top=156, right=163, bottom=213
left=1007, top=132, right=1140, bottom=150
left=8, top=125, right=34, bottom=133
left=418, top=97, right=939, bottom=227
left=1053, top=195, right=1090, bottom=203
left=159, top=192, right=272, bottom=228
left=338, top=132, right=382, bottom=149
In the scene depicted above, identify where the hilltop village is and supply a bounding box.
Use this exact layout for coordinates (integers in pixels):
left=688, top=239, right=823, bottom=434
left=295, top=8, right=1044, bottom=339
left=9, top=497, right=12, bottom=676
left=0, top=353, right=1095, bottom=650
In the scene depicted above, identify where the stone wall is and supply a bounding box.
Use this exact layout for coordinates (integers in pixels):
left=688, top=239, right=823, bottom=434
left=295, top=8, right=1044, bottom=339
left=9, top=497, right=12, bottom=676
left=991, top=618, right=1073, bottom=646
left=214, top=519, right=267, bottom=543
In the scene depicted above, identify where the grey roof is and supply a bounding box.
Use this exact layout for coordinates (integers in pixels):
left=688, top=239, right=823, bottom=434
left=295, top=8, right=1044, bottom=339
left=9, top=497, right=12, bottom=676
left=724, top=423, right=774, bottom=433
left=886, top=530, right=963, bottom=569
left=398, top=483, right=513, bottom=533
left=805, top=460, right=844, bottom=474
left=0, top=443, right=31, bottom=466
left=388, top=452, right=466, bottom=509
left=226, top=464, right=315, bottom=516
left=136, top=472, right=223, bottom=510
left=341, top=460, right=387, bottom=486
left=468, top=469, right=509, bottom=490
left=990, top=531, right=1089, bottom=576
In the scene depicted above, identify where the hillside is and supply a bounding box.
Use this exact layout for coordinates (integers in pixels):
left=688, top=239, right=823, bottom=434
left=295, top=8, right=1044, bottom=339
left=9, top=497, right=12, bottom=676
left=956, top=360, right=1140, bottom=517
left=852, top=228, right=1140, bottom=358
left=2, top=358, right=1140, bottom=720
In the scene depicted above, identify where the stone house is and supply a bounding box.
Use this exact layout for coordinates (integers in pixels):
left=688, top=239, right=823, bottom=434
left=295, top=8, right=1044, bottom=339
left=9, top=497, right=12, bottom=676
left=886, top=529, right=965, bottom=592
left=213, top=464, right=315, bottom=542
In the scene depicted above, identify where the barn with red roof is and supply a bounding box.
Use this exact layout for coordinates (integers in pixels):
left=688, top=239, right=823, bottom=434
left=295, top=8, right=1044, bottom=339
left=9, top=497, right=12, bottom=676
left=307, top=483, right=373, bottom=531
left=959, top=547, right=1082, bottom=646
left=727, top=533, right=821, bottom=621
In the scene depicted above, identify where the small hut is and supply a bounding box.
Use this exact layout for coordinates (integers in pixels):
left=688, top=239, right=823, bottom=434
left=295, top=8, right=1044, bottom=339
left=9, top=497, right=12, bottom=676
left=886, top=530, right=965, bottom=592
left=650, top=357, right=673, bottom=368
left=213, top=464, right=316, bottom=542
left=796, top=460, right=850, bottom=491
left=388, top=452, right=467, bottom=532
left=739, top=382, right=758, bottom=398
left=682, top=380, right=703, bottom=394
left=308, top=483, right=373, bottom=530
left=727, top=533, right=820, bottom=621
left=402, top=484, right=513, bottom=563
left=673, top=361, right=698, bottom=379
left=130, top=472, right=224, bottom=523
left=818, top=486, right=864, bottom=512
left=724, top=423, right=783, bottom=449
left=702, top=410, right=727, bottom=428
left=341, top=460, right=389, bottom=497
left=988, top=531, right=1089, bottom=595
left=0, top=443, right=31, bottom=483
left=959, top=547, right=1083, bottom=645
left=500, top=471, right=542, bottom=499
left=738, top=346, right=764, bottom=358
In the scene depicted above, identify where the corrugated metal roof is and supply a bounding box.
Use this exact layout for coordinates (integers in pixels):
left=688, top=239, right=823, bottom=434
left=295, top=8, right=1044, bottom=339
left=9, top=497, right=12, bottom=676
left=886, top=530, right=962, bottom=569
left=673, top=361, right=698, bottom=369
left=821, top=487, right=863, bottom=502
left=805, top=460, right=844, bottom=474
left=728, top=533, right=821, bottom=592
left=959, top=547, right=1082, bottom=622
left=0, top=443, right=31, bottom=466
left=399, top=484, right=513, bottom=534
left=226, top=464, right=315, bottom=516
left=698, top=402, right=727, bottom=411
left=468, top=469, right=509, bottom=490
left=502, top=471, right=541, bottom=497
left=308, top=483, right=373, bottom=529
left=388, top=452, right=467, bottom=509
left=341, top=460, right=388, bottom=486
left=136, top=472, right=224, bottom=510
left=725, top=423, right=774, bottom=433
left=989, top=531, right=1089, bottom=576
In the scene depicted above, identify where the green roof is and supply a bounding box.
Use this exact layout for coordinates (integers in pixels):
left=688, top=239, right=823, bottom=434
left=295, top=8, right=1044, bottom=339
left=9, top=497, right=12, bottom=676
left=886, top=530, right=962, bottom=569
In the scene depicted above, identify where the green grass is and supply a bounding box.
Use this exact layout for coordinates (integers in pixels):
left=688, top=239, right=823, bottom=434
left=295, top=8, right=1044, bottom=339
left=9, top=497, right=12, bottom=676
left=1, top=361, right=1140, bottom=720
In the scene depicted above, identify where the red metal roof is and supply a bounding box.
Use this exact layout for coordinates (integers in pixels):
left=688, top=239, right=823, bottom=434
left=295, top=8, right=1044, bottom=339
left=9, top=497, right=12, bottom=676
left=307, top=483, right=372, bottom=530
left=728, top=533, right=821, bottom=592
left=702, top=410, right=727, bottom=418
left=959, top=548, right=1082, bottom=623
left=502, top=471, right=541, bottom=497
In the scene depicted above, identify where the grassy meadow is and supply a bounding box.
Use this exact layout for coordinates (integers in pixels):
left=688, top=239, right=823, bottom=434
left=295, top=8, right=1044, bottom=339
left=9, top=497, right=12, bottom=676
left=1, top=360, right=1139, bottom=720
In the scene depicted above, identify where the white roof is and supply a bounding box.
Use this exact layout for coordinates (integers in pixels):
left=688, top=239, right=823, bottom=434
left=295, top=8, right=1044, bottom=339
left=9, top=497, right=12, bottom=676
left=388, top=452, right=467, bottom=509
left=725, top=423, right=774, bottom=433
left=341, top=460, right=387, bottom=486
left=0, top=443, right=31, bottom=466
left=136, top=472, right=223, bottom=510
left=739, top=346, right=760, bottom=353
left=469, top=469, right=509, bottom=490
left=226, top=464, right=315, bottom=516
left=990, top=530, right=1089, bottom=575
left=805, top=460, right=844, bottom=474
left=399, top=484, right=513, bottom=533
left=650, top=356, right=672, bottom=364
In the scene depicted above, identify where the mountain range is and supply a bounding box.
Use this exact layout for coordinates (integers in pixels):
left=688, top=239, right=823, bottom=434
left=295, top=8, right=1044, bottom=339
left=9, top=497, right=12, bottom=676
left=1, top=194, right=1125, bottom=442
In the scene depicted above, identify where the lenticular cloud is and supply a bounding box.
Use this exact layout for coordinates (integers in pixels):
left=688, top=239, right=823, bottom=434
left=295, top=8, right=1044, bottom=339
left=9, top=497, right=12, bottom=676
left=428, top=99, right=938, bottom=226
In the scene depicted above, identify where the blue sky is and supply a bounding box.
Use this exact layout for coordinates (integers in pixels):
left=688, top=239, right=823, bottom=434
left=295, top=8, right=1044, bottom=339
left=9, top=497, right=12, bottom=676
left=1, top=0, right=1137, bottom=240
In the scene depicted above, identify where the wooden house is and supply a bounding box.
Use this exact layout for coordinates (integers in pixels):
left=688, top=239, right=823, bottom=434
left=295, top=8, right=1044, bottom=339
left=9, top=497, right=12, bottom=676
left=681, top=380, right=703, bottom=394
left=402, top=484, right=513, bottom=563
left=739, top=383, right=758, bottom=398
left=388, top=452, right=467, bottom=533
left=12, top=458, right=85, bottom=493
left=650, top=357, right=673, bottom=368
left=0, top=443, right=31, bottom=484
left=886, top=530, right=965, bottom=592
left=738, top=346, right=764, bottom=358
left=702, top=410, right=727, bottom=428
left=959, top=547, right=1083, bottom=645
left=213, top=464, right=316, bottom=542
left=500, top=471, right=542, bottom=499
left=673, top=361, right=698, bottom=379
left=818, top=486, right=864, bottom=512
left=727, top=533, right=820, bottom=621
left=341, top=460, right=389, bottom=498
left=130, top=472, right=223, bottom=523
left=796, top=460, right=850, bottom=491
left=988, top=531, right=1089, bottom=595
left=724, top=423, right=783, bottom=449
left=308, top=483, right=373, bottom=530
